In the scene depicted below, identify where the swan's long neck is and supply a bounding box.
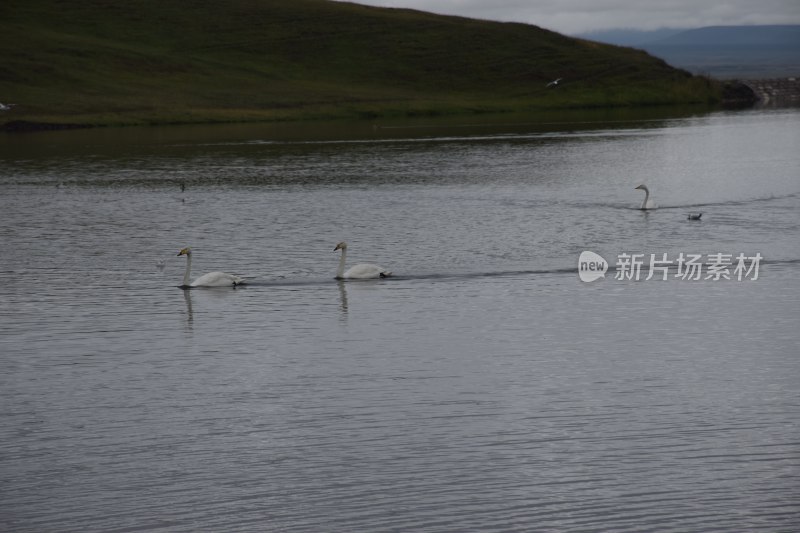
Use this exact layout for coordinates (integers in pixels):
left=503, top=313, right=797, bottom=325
left=183, top=252, right=192, bottom=286
left=336, top=248, right=347, bottom=278
left=640, top=186, right=650, bottom=209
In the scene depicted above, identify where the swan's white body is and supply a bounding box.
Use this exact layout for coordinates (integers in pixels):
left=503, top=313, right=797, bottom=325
left=635, top=184, right=657, bottom=210
left=334, top=242, right=391, bottom=280
left=178, top=247, right=244, bottom=287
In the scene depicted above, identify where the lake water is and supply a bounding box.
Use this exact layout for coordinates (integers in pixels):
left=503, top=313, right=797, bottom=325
left=1, top=107, right=799, bottom=532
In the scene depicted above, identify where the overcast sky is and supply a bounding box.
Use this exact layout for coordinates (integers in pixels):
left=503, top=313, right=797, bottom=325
left=341, top=1, right=800, bottom=35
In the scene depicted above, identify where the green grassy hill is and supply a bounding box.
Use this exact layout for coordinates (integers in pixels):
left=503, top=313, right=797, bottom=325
left=0, top=0, right=721, bottom=129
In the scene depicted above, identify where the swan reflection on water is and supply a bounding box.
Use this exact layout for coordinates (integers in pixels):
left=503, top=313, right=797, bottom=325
left=183, top=289, right=194, bottom=327
left=337, top=280, right=348, bottom=314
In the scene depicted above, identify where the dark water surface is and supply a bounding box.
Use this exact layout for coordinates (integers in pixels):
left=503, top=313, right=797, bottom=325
left=1, top=108, right=799, bottom=532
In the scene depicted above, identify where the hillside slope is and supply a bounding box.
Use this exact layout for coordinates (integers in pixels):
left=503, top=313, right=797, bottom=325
left=0, top=0, right=721, bottom=128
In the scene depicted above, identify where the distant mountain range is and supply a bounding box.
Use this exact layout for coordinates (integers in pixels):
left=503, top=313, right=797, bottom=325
left=576, top=25, right=800, bottom=78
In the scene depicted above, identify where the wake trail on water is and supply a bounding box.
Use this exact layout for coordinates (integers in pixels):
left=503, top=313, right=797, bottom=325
left=175, top=268, right=576, bottom=290
left=565, top=191, right=800, bottom=212
left=174, top=257, right=800, bottom=290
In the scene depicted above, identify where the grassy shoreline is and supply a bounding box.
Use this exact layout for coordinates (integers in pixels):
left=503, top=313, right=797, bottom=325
left=1, top=95, right=727, bottom=132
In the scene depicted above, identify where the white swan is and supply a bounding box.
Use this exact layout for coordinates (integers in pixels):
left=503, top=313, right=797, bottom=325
left=635, top=184, right=657, bottom=210
left=177, top=247, right=244, bottom=287
left=334, top=242, right=392, bottom=279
